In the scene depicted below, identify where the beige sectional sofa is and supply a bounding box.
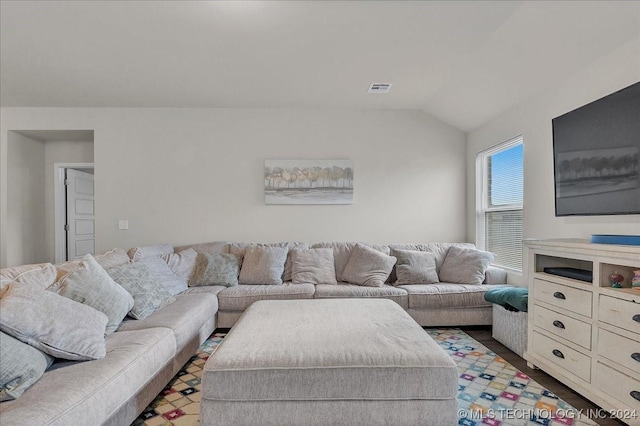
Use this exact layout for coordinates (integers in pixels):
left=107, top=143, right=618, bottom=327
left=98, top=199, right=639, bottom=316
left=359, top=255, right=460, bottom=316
left=0, top=240, right=506, bottom=426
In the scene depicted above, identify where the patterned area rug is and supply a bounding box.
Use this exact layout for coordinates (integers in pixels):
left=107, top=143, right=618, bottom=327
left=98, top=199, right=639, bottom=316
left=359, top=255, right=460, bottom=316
left=133, top=329, right=597, bottom=426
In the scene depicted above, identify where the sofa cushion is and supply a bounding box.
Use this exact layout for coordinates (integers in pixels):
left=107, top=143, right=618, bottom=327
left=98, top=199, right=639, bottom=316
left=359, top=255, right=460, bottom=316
left=238, top=246, right=288, bottom=285
left=314, top=283, right=409, bottom=309
left=218, top=284, right=315, bottom=311
left=180, top=286, right=228, bottom=296
left=161, top=248, right=198, bottom=282
left=290, top=248, right=337, bottom=285
left=398, top=283, right=504, bottom=309
left=311, top=242, right=390, bottom=281
left=117, top=293, right=218, bottom=352
left=138, top=255, right=188, bottom=296
left=230, top=242, right=308, bottom=282
left=106, top=262, right=175, bottom=320
left=0, top=331, right=54, bottom=401
left=438, top=246, right=495, bottom=285
left=174, top=241, right=229, bottom=255
left=392, top=249, right=439, bottom=285
left=341, top=244, right=396, bottom=287
left=55, top=248, right=131, bottom=279
left=0, top=263, right=57, bottom=296
left=54, top=254, right=134, bottom=335
left=191, top=253, right=240, bottom=287
left=0, top=328, right=176, bottom=426
left=127, top=243, right=174, bottom=261
left=0, top=283, right=108, bottom=360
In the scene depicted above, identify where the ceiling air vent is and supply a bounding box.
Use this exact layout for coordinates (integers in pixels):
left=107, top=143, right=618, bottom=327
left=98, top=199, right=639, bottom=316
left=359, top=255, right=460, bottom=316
left=368, top=83, right=392, bottom=93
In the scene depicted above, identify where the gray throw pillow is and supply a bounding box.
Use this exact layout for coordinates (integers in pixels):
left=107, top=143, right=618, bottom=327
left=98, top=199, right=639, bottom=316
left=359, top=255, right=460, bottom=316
left=191, top=253, right=240, bottom=287
left=55, top=254, right=134, bottom=335
left=238, top=246, right=288, bottom=285
left=1, top=331, right=54, bottom=401
left=341, top=244, right=397, bottom=287
left=139, top=255, right=188, bottom=296
left=107, top=262, right=175, bottom=320
left=438, top=246, right=495, bottom=284
left=290, top=248, right=337, bottom=285
left=0, top=283, right=108, bottom=361
left=393, top=249, right=439, bottom=285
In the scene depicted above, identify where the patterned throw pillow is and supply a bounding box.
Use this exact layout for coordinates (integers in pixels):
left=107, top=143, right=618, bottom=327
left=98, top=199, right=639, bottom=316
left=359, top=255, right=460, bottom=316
left=392, top=249, right=439, bottom=285
left=238, top=246, right=288, bottom=285
left=290, top=248, right=337, bottom=285
left=139, top=256, right=188, bottom=296
left=107, top=262, right=175, bottom=320
left=438, top=246, right=495, bottom=285
left=341, top=244, right=397, bottom=287
left=0, top=331, right=54, bottom=401
left=190, top=253, right=240, bottom=287
left=0, top=283, right=108, bottom=360
left=54, top=254, right=134, bottom=335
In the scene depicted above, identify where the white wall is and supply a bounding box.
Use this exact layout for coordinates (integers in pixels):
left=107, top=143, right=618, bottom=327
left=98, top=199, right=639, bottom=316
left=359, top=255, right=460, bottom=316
left=44, top=140, right=94, bottom=262
left=6, top=132, right=46, bottom=266
left=0, top=108, right=467, bottom=265
left=467, top=38, right=640, bottom=282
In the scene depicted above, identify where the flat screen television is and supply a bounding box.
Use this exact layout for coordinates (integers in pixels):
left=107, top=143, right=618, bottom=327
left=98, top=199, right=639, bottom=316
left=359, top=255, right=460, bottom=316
left=552, top=81, right=640, bottom=216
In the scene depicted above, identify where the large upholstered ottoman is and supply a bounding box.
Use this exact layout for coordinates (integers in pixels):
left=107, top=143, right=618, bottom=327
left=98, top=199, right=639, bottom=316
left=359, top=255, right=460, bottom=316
left=201, top=299, right=458, bottom=425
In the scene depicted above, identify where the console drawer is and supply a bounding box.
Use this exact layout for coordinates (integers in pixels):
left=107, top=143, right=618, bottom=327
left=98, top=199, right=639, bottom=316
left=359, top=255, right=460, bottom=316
left=594, top=362, right=640, bottom=411
left=534, top=304, right=591, bottom=349
left=599, top=295, right=640, bottom=334
left=532, top=331, right=591, bottom=382
left=598, top=328, right=640, bottom=375
left=533, top=279, right=592, bottom=317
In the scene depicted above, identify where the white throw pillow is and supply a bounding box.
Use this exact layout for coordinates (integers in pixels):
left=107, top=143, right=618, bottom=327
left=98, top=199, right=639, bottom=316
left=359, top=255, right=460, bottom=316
left=0, top=283, right=108, bottom=361
left=438, top=246, right=495, bottom=284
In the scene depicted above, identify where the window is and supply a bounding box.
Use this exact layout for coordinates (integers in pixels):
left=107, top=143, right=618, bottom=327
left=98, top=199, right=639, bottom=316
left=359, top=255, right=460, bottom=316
left=476, top=136, right=523, bottom=271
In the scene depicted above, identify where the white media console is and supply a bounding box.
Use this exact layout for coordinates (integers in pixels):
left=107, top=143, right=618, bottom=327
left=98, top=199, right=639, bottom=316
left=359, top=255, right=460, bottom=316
left=524, top=239, right=640, bottom=425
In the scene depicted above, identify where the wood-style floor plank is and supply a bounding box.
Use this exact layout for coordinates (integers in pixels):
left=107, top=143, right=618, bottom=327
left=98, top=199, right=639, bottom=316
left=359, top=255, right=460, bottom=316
left=463, top=327, right=625, bottom=426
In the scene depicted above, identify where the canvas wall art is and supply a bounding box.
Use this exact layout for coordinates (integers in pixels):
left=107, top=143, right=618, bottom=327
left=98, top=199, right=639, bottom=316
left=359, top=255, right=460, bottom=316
left=264, top=159, right=353, bottom=205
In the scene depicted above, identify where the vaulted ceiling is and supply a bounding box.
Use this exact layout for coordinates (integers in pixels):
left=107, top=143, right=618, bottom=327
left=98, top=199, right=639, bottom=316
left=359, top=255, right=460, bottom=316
left=1, top=1, right=638, bottom=131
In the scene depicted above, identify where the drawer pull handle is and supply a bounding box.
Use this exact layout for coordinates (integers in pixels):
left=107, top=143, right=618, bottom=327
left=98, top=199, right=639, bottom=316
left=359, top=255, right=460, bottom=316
left=553, top=320, right=565, bottom=329
left=553, top=292, right=566, bottom=300
left=632, top=353, right=640, bottom=363
left=633, top=314, right=640, bottom=323
left=631, top=391, right=640, bottom=402
left=552, top=349, right=564, bottom=359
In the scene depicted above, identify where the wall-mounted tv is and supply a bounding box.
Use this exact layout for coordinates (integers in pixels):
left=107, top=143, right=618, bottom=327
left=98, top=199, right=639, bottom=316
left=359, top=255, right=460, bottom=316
left=552, top=82, right=640, bottom=216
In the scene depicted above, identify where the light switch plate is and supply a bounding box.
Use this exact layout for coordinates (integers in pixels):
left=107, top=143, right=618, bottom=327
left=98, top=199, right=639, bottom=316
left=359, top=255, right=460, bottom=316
left=118, top=220, right=129, bottom=230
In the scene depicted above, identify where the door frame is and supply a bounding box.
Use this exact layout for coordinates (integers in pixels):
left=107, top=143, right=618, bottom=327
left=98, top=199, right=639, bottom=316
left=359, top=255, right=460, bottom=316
left=54, top=162, right=94, bottom=263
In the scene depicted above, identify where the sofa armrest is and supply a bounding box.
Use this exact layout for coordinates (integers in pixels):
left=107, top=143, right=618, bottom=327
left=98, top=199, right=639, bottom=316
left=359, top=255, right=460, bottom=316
left=483, top=266, right=507, bottom=284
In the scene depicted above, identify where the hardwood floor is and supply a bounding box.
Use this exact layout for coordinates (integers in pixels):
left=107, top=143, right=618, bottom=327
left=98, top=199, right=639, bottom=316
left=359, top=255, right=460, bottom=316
left=463, top=327, right=626, bottom=426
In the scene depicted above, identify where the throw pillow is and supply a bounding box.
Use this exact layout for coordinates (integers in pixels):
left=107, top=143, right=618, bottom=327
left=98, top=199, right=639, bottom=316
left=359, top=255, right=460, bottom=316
left=392, top=249, right=439, bottom=285
left=190, top=253, right=240, bottom=287
left=0, top=283, right=108, bottom=360
left=54, top=254, right=134, bottom=335
left=290, top=248, right=338, bottom=285
left=238, top=246, right=288, bottom=285
left=341, top=244, right=397, bottom=287
left=438, top=246, right=495, bottom=284
left=0, top=264, right=57, bottom=297
left=107, top=262, right=175, bottom=320
left=127, top=243, right=174, bottom=261
left=139, top=255, right=188, bottom=296
left=55, top=248, right=130, bottom=280
left=230, top=242, right=308, bottom=282
left=0, top=331, right=54, bottom=401
left=161, top=248, right=198, bottom=282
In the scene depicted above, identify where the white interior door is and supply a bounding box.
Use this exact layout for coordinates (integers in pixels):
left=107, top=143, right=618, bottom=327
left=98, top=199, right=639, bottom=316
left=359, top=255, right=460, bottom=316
left=66, top=169, right=95, bottom=260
